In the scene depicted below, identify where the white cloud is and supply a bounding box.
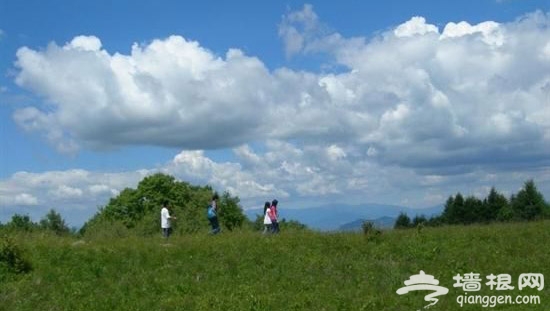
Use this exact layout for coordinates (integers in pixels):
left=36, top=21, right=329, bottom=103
left=14, top=193, right=38, bottom=206
left=14, top=35, right=273, bottom=152
left=0, top=169, right=153, bottom=225
left=441, top=21, right=504, bottom=46
left=326, top=145, right=346, bottom=161
left=50, top=185, right=84, bottom=199
left=278, top=4, right=321, bottom=57
left=170, top=149, right=289, bottom=199
left=89, top=184, right=118, bottom=196
left=67, top=35, right=102, bottom=51
left=394, top=16, right=439, bottom=37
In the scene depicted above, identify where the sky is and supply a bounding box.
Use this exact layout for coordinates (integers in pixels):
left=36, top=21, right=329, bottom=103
left=1, top=0, right=550, bottom=227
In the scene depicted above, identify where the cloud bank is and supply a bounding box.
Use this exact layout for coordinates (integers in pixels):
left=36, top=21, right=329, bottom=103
left=4, top=6, right=550, bottom=224
left=14, top=9, right=550, bottom=173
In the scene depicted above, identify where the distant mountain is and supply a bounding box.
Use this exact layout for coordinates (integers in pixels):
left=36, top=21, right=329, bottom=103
left=338, top=216, right=396, bottom=231
left=244, top=203, right=442, bottom=231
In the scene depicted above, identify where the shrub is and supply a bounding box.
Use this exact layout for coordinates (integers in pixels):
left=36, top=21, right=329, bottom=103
left=0, top=236, right=32, bottom=276
left=362, top=221, right=382, bottom=242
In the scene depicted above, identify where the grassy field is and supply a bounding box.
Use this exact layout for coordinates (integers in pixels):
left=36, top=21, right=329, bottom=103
left=1, top=221, right=549, bottom=311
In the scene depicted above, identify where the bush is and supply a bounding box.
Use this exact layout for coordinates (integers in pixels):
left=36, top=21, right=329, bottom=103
left=362, top=221, right=382, bottom=242
left=0, top=236, right=32, bottom=277
left=80, top=220, right=130, bottom=240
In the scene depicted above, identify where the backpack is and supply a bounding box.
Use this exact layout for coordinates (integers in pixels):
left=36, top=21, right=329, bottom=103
left=207, top=205, right=216, bottom=219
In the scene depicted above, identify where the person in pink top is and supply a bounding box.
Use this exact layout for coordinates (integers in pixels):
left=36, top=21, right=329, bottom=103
left=270, top=199, right=279, bottom=233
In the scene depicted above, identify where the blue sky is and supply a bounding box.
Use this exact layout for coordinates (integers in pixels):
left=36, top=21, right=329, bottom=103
left=1, top=0, right=550, bottom=227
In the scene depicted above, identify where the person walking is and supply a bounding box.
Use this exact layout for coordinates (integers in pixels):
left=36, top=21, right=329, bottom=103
left=160, top=200, right=176, bottom=238
left=207, top=193, right=221, bottom=234
left=263, top=201, right=272, bottom=234
left=270, top=199, right=280, bottom=234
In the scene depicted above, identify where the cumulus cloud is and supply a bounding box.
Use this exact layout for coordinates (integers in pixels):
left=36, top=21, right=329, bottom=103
left=14, top=10, right=550, bottom=174
left=394, top=16, right=439, bottom=37
left=277, top=7, right=550, bottom=173
left=6, top=6, right=550, bottom=221
left=14, top=36, right=274, bottom=152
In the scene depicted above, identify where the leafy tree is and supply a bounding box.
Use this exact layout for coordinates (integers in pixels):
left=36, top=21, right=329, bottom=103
left=394, top=212, right=411, bottom=229
left=83, top=173, right=249, bottom=236
left=6, top=214, right=37, bottom=232
left=218, top=192, right=248, bottom=231
left=511, top=180, right=547, bottom=220
left=39, top=209, right=70, bottom=235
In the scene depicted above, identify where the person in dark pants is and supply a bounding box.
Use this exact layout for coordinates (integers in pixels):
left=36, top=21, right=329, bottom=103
left=207, top=193, right=221, bottom=234
left=270, top=199, right=280, bottom=234
left=160, top=200, right=176, bottom=238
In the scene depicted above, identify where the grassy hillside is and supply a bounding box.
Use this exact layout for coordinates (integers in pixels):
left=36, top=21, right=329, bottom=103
left=1, top=221, right=549, bottom=311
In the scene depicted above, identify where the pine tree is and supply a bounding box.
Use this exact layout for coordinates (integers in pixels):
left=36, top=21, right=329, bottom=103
left=394, top=212, right=411, bottom=229
left=512, top=180, right=547, bottom=220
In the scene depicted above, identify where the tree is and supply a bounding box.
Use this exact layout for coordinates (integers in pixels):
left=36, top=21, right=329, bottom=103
left=426, top=215, right=444, bottom=227
left=511, top=180, right=547, bottom=221
left=442, top=193, right=466, bottom=224
left=39, top=209, right=70, bottom=235
left=218, top=192, right=248, bottom=231
left=394, top=212, right=411, bottom=229
left=412, top=215, right=427, bottom=227
left=482, top=187, right=508, bottom=222
left=463, top=196, right=483, bottom=224
left=83, top=173, right=250, bottom=236
left=6, top=214, right=37, bottom=232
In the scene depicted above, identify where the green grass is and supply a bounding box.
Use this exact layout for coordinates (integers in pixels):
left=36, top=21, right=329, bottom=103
left=1, top=221, right=549, bottom=311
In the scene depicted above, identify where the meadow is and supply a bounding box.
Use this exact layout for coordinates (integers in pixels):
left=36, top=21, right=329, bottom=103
left=1, top=221, right=549, bottom=311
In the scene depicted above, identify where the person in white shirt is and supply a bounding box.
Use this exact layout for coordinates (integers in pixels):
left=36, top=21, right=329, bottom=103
left=262, top=201, right=272, bottom=234
left=160, top=200, right=176, bottom=238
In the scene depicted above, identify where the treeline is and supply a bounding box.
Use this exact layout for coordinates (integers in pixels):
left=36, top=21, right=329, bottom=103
left=0, top=173, right=308, bottom=237
left=395, top=180, right=550, bottom=229
left=0, top=209, right=71, bottom=235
